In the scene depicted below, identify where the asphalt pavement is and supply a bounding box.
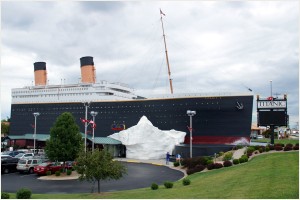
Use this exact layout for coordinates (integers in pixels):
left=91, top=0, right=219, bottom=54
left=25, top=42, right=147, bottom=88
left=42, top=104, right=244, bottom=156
left=1, top=161, right=184, bottom=194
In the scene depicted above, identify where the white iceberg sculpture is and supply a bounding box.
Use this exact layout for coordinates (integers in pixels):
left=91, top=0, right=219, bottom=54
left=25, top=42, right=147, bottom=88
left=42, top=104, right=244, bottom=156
left=108, top=116, right=186, bottom=160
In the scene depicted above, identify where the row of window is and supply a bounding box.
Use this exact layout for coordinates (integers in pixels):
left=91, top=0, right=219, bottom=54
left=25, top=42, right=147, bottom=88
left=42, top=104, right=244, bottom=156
left=12, top=101, right=221, bottom=112
left=12, top=92, right=115, bottom=98
left=12, top=87, right=90, bottom=94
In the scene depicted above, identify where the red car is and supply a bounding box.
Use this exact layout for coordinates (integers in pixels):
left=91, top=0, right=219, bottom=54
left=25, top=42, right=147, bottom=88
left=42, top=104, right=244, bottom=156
left=34, top=162, right=62, bottom=175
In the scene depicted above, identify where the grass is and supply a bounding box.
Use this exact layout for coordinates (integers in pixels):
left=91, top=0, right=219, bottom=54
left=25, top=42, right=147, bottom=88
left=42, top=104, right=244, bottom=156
left=254, top=138, right=299, bottom=145
left=7, top=151, right=299, bottom=199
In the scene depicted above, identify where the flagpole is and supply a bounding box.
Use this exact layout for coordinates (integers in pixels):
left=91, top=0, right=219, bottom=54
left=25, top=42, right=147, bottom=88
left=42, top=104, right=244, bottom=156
left=160, top=9, right=173, bottom=94
left=84, top=103, right=88, bottom=152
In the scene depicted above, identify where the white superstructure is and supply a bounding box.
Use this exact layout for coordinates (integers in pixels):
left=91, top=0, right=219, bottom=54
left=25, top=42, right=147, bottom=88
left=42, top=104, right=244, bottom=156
left=12, top=81, right=138, bottom=104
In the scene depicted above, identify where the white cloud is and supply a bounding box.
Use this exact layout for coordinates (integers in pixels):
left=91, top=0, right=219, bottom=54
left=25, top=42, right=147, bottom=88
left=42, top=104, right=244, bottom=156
left=1, top=1, right=298, bottom=128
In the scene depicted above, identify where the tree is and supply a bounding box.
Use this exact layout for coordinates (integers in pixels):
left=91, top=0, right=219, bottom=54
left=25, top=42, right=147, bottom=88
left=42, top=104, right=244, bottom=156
left=76, top=149, right=127, bottom=193
left=1, top=121, right=10, bottom=135
left=45, top=112, right=83, bottom=171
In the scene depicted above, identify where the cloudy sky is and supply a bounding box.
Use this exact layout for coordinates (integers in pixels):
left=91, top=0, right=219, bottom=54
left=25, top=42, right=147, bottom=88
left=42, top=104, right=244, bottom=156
left=1, top=1, right=299, bottom=128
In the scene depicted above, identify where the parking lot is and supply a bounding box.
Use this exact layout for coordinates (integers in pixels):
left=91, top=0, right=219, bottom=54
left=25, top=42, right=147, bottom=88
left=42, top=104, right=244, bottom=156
left=1, top=162, right=184, bottom=194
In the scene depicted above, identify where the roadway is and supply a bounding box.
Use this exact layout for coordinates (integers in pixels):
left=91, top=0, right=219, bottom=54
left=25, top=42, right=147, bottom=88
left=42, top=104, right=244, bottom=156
left=1, top=162, right=184, bottom=194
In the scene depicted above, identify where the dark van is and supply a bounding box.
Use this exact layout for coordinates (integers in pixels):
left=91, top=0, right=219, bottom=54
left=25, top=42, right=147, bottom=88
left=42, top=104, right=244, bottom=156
left=1, top=157, right=19, bottom=174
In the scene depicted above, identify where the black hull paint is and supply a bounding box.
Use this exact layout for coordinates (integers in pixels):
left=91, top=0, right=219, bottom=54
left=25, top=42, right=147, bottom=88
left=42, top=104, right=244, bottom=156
left=10, top=95, right=253, bottom=145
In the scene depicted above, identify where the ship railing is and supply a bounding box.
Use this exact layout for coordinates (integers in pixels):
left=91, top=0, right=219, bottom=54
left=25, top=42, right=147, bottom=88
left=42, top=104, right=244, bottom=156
left=146, top=92, right=253, bottom=98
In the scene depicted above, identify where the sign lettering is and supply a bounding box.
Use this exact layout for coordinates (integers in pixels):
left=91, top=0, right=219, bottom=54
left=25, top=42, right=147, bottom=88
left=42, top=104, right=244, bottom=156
left=257, top=101, right=287, bottom=109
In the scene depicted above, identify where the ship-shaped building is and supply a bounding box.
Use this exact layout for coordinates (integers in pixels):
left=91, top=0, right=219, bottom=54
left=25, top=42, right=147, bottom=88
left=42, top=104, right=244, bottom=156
left=9, top=56, right=253, bottom=157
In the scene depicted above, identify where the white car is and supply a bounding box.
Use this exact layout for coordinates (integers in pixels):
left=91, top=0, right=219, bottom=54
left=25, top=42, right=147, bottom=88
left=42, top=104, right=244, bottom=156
left=14, top=153, right=34, bottom=159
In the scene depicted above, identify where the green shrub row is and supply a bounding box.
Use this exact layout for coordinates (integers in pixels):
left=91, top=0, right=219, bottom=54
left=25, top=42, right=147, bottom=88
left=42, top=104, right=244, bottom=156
left=150, top=179, right=191, bottom=190
left=184, top=142, right=299, bottom=175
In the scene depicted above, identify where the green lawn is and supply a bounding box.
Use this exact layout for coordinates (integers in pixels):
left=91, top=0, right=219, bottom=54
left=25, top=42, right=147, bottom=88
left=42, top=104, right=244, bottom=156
left=254, top=138, right=299, bottom=145
left=8, top=151, right=299, bottom=199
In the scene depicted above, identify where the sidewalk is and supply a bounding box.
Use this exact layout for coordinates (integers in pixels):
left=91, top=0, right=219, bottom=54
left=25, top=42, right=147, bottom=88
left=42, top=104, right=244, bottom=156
left=232, top=147, right=246, bottom=159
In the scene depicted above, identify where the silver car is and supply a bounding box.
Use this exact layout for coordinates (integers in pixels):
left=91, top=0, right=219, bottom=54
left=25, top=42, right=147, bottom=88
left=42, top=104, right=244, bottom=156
left=17, top=158, right=43, bottom=174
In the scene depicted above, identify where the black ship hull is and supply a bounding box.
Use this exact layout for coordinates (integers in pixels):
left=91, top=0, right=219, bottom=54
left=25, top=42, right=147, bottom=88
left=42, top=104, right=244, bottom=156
left=10, top=95, right=253, bottom=145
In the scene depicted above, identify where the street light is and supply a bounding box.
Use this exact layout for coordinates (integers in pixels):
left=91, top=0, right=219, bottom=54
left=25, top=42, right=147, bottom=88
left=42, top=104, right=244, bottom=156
left=33, top=112, right=40, bottom=155
left=270, top=80, right=273, bottom=99
left=187, top=110, right=196, bottom=158
left=83, top=102, right=90, bottom=152
left=90, top=111, right=98, bottom=152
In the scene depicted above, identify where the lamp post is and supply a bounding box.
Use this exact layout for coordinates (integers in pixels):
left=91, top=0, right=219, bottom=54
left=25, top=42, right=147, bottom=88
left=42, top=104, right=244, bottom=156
left=33, top=112, right=40, bottom=155
left=187, top=110, right=196, bottom=158
left=83, top=102, right=90, bottom=152
left=90, top=111, right=98, bottom=152
left=270, top=80, right=273, bottom=98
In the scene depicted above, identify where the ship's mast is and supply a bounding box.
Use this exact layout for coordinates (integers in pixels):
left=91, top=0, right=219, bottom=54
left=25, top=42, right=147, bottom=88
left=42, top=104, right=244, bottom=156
left=160, top=9, right=173, bottom=94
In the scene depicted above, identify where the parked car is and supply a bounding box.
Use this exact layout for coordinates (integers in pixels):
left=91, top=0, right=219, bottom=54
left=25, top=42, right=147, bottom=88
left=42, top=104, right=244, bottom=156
left=1, top=157, right=19, bottom=174
left=14, top=153, right=34, bottom=160
left=34, top=162, right=62, bottom=175
left=3, top=150, right=25, bottom=157
left=1, top=154, right=13, bottom=159
left=17, top=149, right=30, bottom=153
left=30, top=149, right=45, bottom=155
left=17, top=158, right=43, bottom=174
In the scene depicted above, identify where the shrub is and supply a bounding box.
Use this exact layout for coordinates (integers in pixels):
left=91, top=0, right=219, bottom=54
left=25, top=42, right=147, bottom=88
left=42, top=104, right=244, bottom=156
left=214, top=163, right=223, bottom=169
left=247, top=146, right=256, bottom=154
left=268, top=145, right=275, bottom=150
left=16, top=188, right=32, bottom=199
left=247, top=152, right=252, bottom=157
left=254, top=145, right=260, bottom=150
left=241, top=155, right=248, bottom=162
left=223, top=160, right=232, bottom=167
left=239, top=157, right=245, bottom=164
left=219, top=151, right=224, bottom=156
left=275, top=145, right=283, bottom=151
left=233, top=159, right=240, bottom=165
left=164, top=181, right=173, bottom=189
left=67, top=169, right=72, bottom=175
left=259, top=146, right=266, bottom=152
left=207, top=163, right=215, bottom=170
left=46, top=171, right=51, bottom=176
left=284, top=146, right=293, bottom=151
left=236, top=145, right=243, bottom=149
left=293, top=145, right=299, bottom=150
left=151, top=183, right=158, bottom=190
left=295, top=143, right=299, bottom=146
left=173, top=161, right=180, bottom=167
left=266, top=146, right=270, bottom=152
left=275, top=143, right=284, bottom=147
left=239, top=155, right=248, bottom=163
left=55, top=171, right=61, bottom=176
left=59, top=168, right=64, bottom=173
left=1, top=192, right=10, bottom=199
left=206, top=160, right=213, bottom=165
left=286, top=143, right=293, bottom=148
left=182, top=178, right=191, bottom=186
left=194, top=164, right=206, bottom=172
left=223, top=152, right=233, bottom=161
left=186, top=168, right=196, bottom=175
left=182, top=156, right=212, bottom=169
left=186, top=164, right=205, bottom=175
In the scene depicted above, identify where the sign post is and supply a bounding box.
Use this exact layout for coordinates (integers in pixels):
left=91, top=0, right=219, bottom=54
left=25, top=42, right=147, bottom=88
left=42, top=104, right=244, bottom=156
left=257, top=94, right=288, bottom=145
